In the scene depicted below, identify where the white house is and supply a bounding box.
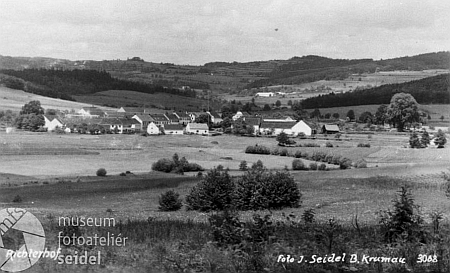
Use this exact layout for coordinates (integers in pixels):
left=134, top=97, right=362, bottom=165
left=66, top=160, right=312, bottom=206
left=163, top=124, right=184, bottom=135
left=147, top=122, right=161, bottom=135
left=255, top=92, right=275, bottom=97
left=259, top=120, right=313, bottom=136
left=185, top=123, right=209, bottom=135
left=43, top=115, right=64, bottom=132
left=291, top=120, right=312, bottom=136
left=132, top=114, right=155, bottom=131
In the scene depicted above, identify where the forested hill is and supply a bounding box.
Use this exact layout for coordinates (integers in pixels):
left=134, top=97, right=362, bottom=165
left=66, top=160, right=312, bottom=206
left=245, top=52, right=450, bottom=89
left=0, top=69, right=196, bottom=101
left=301, top=74, right=450, bottom=109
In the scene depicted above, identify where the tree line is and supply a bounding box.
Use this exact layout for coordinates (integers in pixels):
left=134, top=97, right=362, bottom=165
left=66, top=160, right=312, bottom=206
left=301, top=74, right=449, bottom=109
left=0, top=68, right=197, bottom=100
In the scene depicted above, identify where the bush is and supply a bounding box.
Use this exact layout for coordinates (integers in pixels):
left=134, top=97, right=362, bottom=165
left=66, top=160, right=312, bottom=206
left=355, top=159, right=367, bottom=168
left=158, top=190, right=183, bottom=211
left=270, top=148, right=280, bottom=155
left=303, top=142, right=320, bottom=147
left=245, top=145, right=271, bottom=154
left=152, top=158, right=175, bottom=173
left=325, top=142, right=333, bottom=147
left=331, top=155, right=342, bottom=165
left=12, top=195, right=23, bottom=203
left=318, top=163, right=327, bottom=170
left=309, top=162, right=318, bottom=170
left=292, top=159, right=307, bottom=170
left=339, top=158, right=352, bottom=169
left=234, top=168, right=302, bottom=210
left=357, top=143, right=371, bottom=148
left=279, top=148, right=288, bottom=156
left=96, top=168, right=107, bottom=176
left=186, top=167, right=235, bottom=212
left=152, top=154, right=204, bottom=173
left=325, top=154, right=334, bottom=164
left=294, top=150, right=302, bottom=158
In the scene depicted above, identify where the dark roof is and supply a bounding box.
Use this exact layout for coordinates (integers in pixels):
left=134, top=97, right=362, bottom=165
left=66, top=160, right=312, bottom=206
left=260, top=121, right=297, bottom=129
left=175, top=112, right=190, bottom=118
left=166, top=113, right=179, bottom=122
left=149, top=113, right=169, bottom=122
left=188, top=123, right=209, bottom=130
left=245, top=117, right=261, bottom=126
left=322, top=124, right=340, bottom=132
left=209, top=111, right=221, bottom=118
left=164, top=124, right=184, bottom=130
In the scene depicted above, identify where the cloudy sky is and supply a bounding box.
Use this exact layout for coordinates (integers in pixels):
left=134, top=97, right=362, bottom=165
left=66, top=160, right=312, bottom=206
left=0, top=0, right=449, bottom=65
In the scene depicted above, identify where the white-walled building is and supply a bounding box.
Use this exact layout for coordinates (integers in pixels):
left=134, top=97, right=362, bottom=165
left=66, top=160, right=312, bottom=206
left=185, top=123, right=209, bottom=135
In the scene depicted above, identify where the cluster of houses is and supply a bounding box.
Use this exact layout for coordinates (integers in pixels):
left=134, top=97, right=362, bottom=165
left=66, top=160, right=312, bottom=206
left=43, top=107, right=342, bottom=137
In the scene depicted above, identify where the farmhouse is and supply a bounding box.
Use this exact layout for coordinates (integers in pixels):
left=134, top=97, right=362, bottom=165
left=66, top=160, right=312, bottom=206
left=165, top=113, right=180, bottom=124
left=173, top=112, right=191, bottom=125
left=117, top=107, right=152, bottom=114
left=186, top=123, right=209, bottom=135
left=147, top=122, right=161, bottom=135
left=255, top=92, right=275, bottom=97
left=132, top=114, right=155, bottom=131
left=207, top=111, right=223, bottom=124
left=260, top=120, right=313, bottom=136
left=163, top=124, right=184, bottom=135
left=244, top=117, right=262, bottom=133
left=321, top=124, right=340, bottom=134
left=77, top=107, right=106, bottom=118
left=43, top=115, right=64, bottom=132
left=149, top=113, right=170, bottom=125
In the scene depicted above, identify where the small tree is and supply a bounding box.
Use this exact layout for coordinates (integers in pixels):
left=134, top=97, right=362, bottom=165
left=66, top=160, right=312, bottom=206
left=239, top=160, right=248, bottom=171
left=434, top=129, right=447, bottom=148
left=440, top=115, right=445, bottom=122
left=332, top=113, right=340, bottom=119
left=409, top=132, right=422, bottom=148
left=96, top=168, right=107, bottom=176
left=276, top=132, right=289, bottom=145
left=275, top=100, right=281, bottom=108
left=420, top=130, right=430, bottom=147
left=346, top=110, right=355, bottom=121
left=158, top=190, right=183, bottom=211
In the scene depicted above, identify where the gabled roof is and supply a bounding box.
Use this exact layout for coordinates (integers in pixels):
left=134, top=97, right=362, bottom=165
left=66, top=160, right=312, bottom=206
left=134, top=114, right=155, bottom=122
left=166, top=113, right=179, bottom=122
left=208, top=111, right=221, bottom=118
left=260, top=121, right=297, bottom=129
left=322, top=124, right=340, bottom=131
left=188, top=123, right=209, bottom=130
left=119, top=107, right=152, bottom=113
left=44, top=115, right=64, bottom=124
left=164, top=124, right=184, bottom=130
left=149, top=113, right=169, bottom=122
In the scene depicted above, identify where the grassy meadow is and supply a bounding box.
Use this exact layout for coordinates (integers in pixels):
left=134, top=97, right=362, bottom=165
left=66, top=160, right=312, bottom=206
left=1, top=130, right=450, bottom=272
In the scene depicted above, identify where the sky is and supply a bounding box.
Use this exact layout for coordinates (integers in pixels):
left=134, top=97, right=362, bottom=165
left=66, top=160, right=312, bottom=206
left=0, top=0, right=449, bottom=65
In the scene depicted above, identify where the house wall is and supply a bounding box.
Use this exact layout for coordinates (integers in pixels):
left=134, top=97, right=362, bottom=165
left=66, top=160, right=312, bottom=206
left=147, top=124, right=160, bottom=135
left=165, top=130, right=184, bottom=135
left=291, top=121, right=312, bottom=136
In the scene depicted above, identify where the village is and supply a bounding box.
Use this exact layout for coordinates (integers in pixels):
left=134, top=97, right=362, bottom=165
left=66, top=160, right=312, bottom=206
left=41, top=105, right=340, bottom=137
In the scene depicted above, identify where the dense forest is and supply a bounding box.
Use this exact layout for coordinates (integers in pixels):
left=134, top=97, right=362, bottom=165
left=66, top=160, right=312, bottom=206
left=0, top=69, right=197, bottom=100
left=246, top=52, right=450, bottom=89
left=301, top=74, right=450, bottom=109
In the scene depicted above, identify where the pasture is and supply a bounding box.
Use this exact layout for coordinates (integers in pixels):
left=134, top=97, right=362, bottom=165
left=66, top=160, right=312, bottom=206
left=1, top=130, right=450, bottom=272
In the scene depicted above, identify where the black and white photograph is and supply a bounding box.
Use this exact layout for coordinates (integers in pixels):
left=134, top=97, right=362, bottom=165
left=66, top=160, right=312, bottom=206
left=0, top=0, right=449, bottom=272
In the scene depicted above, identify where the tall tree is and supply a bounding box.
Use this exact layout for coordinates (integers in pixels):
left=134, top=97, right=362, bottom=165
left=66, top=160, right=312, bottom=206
left=387, top=93, right=420, bottom=132
left=20, top=100, right=44, bottom=115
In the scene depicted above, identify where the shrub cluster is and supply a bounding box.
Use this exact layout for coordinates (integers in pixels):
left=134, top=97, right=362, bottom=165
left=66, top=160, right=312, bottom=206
left=158, top=190, right=183, bottom=211
left=325, top=142, right=333, bottom=147
left=300, top=143, right=321, bottom=147
left=245, top=145, right=271, bottom=154
left=186, top=163, right=301, bottom=211
left=357, top=143, right=371, bottom=148
left=152, top=153, right=204, bottom=174
left=292, top=159, right=307, bottom=170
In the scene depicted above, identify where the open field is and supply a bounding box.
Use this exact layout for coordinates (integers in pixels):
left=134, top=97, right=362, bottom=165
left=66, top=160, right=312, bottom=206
left=73, top=90, right=220, bottom=112
left=0, top=86, right=114, bottom=113
left=1, top=130, right=450, bottom=272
